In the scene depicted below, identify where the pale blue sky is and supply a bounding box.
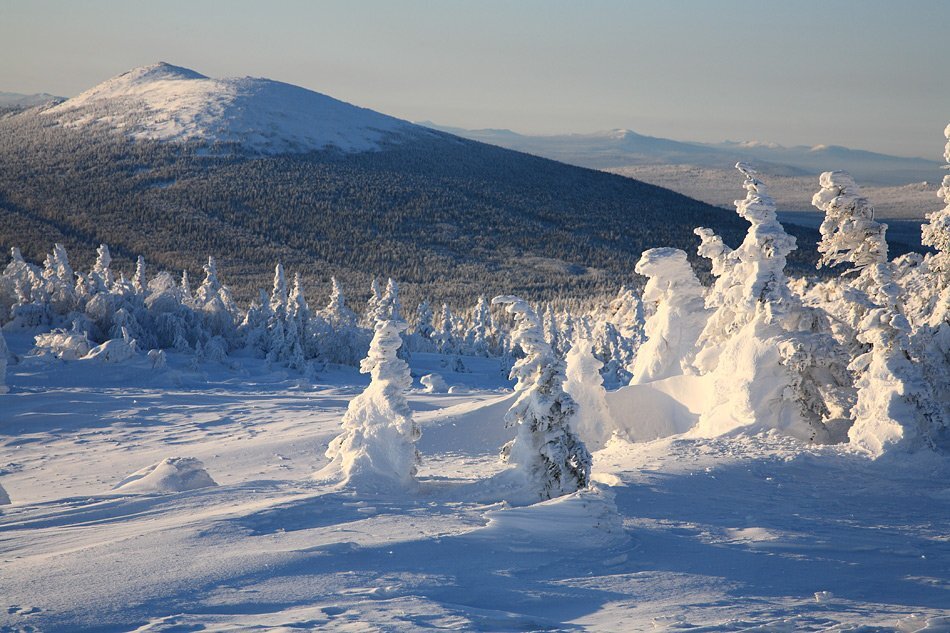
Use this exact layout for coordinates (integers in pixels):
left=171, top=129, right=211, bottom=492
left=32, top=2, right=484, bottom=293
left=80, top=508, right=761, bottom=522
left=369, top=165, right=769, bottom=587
left=1, top=0, right=947, bottom=158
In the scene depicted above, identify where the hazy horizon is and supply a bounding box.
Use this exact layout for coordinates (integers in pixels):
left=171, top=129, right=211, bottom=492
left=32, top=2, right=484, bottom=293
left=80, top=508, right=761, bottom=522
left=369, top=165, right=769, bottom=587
left=2, top=0, right=947, bottom=159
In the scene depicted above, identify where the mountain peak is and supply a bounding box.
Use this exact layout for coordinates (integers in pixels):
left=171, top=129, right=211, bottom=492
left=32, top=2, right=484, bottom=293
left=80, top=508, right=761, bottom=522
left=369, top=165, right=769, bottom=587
left=120, top=62, right=209, bottom=83
left=42, top=63, right=422, bottom=154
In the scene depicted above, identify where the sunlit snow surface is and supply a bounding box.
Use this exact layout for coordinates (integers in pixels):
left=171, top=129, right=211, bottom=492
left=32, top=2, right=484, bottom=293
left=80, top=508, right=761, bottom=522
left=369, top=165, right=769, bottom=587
left=1, top=332, right=949, bottom=632
left=43, top=63, right=423, bottom=154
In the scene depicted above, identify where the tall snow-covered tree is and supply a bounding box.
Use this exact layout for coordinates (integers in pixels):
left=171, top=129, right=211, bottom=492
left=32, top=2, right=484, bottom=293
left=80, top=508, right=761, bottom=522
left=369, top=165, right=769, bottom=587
left=434, top=303, right=458, bottom=354
left=192, top=257, right=238, bottom=343
left=131, top=256, right=146, bottom=294
left=813, top=170, right=946, bottom=455
left=413, top=300, right=435, bottom=340
left=321, top=312, right=420, bottom=490
left=492, top=295, right=592, bottom=500
left=631, top=247, right=709, bottom=384
left=362, top=278, right=383, bottom=327
left=322, top=277, right=357, bottom=328
left=464, top=296, right=494, bottom=356
left=692, top=163, right=846, bottom=443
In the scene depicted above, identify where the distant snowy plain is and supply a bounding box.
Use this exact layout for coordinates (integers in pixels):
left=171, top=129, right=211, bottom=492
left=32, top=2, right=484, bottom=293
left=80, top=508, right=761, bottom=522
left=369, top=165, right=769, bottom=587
left=2, top=331, right=948, bottom=632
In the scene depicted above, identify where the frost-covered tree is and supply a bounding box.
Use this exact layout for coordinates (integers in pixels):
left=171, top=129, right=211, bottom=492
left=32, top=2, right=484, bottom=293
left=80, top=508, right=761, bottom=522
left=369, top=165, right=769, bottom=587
left=692, top=164, right=847, bottom=443
left=605, top=285, right=646, bottom=345
left=464, top=296, right=494, bottom=356
left=592, top=320, right=634, bottom=388
left=492, top=295, right=591, bottom=500
left=379, top=278, right=402, bottom=321
left=321, top=277, right=357, bottom=328
left=361, top=278, right=383, bottom=327
left=631, top=247, right=709, bottom=384
left=131, top=256, right=146, bottom=294
left=846, top=266, right=945, bottom=455
left=321, top=313, right=420, bottom=491
left=413, top=300, right=435, bottom=340
left=812, top=170, right=946, bottom=454
left=194, top=257, right=238, bottom=339
left=564, top=336, right=616, bottom=450
left=434, top=303, right=458, bottom=354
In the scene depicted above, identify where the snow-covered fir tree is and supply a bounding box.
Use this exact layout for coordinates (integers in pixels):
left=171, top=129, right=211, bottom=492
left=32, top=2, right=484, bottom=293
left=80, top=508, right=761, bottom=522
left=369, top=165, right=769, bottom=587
left=492, top=295, right=592, bottom=500
left=434, top=303, right=458, bottom=354
left=812, top=170, right=946, bottom=455
left=631, top=247, right=709, bottom=384
left=361, top=278, right=383, bottom=327
left=320, top=307, right=420, bottom=490
left=692, top=163, right=848, bottom=443
left=464, top=296, right=494, bottom=357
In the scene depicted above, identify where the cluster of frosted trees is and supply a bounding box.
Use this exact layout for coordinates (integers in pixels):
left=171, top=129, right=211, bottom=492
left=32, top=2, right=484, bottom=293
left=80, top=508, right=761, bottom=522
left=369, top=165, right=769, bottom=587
left=0, top=240, right=644, bottom=384
left=630, top=155, right=949, bottom=458
left=322, top=128, right=949, bottom=499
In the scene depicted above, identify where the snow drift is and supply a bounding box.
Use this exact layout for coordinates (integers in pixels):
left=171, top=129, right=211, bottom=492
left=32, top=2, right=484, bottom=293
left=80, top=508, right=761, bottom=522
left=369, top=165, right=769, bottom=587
left=113, top=457, right=217, bottom=494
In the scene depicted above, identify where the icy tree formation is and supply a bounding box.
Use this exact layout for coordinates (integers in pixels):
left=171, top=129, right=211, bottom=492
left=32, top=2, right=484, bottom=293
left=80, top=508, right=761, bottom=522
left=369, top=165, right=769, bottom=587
left=493, top=295, right=592, bottom=500
left=630, top=247, right=708, bottom=384
left=321, top=306, right=420, bottom=491
left=692, top=164, right=842, bottom=443
left=813, top=170, right=946, bottom=456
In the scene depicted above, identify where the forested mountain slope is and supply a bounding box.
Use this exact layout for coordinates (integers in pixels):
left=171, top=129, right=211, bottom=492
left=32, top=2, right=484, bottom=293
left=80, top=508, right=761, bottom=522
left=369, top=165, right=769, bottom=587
left=0, top=65, right=846, bottom=304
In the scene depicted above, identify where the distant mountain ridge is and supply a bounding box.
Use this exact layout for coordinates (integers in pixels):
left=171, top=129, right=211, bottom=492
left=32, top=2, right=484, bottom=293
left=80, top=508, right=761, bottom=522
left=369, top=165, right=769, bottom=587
left=422, top=123, right=942, bottom=187
left=0, top=63, right=869, bottom=305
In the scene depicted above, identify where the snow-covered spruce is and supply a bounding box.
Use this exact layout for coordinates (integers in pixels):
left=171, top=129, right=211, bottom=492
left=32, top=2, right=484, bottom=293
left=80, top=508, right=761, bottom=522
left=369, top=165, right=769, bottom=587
left=492, top=295, right=591, bottom=500
left=812, top=170, right=946, bottom=455
left=692, top=164, right=849, bottom=443
left=564, top=336, right=617, bottom=450
left=319, top=301, right=420, bottom=491
left=630, top=247, right=708, bottom=384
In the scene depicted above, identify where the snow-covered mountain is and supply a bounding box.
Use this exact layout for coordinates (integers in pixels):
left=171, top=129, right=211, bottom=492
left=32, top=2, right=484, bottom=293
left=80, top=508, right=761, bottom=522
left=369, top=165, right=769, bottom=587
left=423, top=123, right=942, bottom=186
left=0, top=63, right=862, bottom=304
left=43, top=62, right=426, bottom=153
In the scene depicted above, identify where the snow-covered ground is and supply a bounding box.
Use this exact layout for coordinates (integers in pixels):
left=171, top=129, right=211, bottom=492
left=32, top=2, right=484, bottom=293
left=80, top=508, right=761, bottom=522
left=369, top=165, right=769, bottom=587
left=2, top=332, right=948, bottom=632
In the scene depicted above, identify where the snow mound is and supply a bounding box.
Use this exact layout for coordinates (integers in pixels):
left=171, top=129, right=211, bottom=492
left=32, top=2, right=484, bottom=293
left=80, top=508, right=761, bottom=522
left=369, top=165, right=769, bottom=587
left=0, top=482, right=10, bottom=505
left=44, top=62, right=424, bottom=154
left=420, top=373, right=448, bottom=393
left=607, top=374, right=712, bottom=441
left=474, top=487, right=624, bottom=549
left=82, top=337, right=136, bottom=363
left=113, top=457, right=217, bottom=494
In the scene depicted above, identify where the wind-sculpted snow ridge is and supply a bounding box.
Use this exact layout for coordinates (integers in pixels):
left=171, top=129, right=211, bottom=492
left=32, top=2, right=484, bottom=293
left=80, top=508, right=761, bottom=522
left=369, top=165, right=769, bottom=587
left=43, top=62, right=423, bottom=154
left=113, top=457, right=217, bottom=494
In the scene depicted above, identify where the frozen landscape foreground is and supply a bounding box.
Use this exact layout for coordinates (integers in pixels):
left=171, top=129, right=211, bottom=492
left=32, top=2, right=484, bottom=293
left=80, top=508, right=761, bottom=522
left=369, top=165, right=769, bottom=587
left=1, top=342, right=948, bottom=632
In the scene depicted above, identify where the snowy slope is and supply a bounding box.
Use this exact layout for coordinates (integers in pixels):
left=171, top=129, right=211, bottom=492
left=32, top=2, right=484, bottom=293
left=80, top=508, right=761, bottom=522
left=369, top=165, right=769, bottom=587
left=43, top=63, right=425, bottom=153
left=1, top=339, right=949, bottom=631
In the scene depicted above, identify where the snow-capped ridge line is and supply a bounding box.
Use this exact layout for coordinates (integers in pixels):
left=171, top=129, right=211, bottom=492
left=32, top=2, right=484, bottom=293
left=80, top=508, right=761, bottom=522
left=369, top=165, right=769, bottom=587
left=43, top=62, right=425, bottom=154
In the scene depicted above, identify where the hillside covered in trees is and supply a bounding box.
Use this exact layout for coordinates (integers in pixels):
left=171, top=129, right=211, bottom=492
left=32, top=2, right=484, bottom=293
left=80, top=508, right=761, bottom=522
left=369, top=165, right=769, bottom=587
left=0, top=65, right=848, bottom=305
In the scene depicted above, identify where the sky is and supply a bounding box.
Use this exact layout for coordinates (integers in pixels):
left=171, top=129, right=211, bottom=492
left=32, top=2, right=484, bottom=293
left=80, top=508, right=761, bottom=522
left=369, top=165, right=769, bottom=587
left=1, top=0, right=947, bottom=158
